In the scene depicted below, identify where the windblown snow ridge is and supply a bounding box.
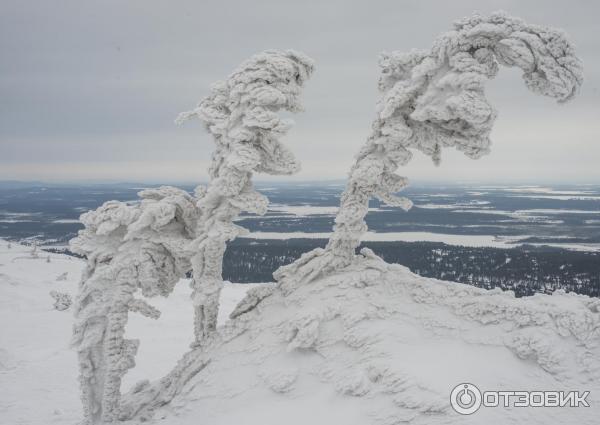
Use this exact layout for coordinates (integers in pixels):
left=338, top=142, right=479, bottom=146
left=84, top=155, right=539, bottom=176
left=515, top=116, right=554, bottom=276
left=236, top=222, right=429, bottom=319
left=122, top=250, right=600, bottom=424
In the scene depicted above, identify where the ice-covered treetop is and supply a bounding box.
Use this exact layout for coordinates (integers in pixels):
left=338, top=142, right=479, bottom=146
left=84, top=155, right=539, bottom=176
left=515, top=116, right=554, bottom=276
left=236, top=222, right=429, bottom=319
left=70, top=186, right=197, bottom=273
left=176, top=50, right=315, bottom=176
left=365, top=11, right=583, bottom=169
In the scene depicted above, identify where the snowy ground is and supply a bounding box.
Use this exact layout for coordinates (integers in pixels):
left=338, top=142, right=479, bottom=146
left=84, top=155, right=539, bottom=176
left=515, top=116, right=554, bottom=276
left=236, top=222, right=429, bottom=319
left=123, top=252, right=600, bottom=425
left=0, top=240, right=255, bottom=425
left=2, top=239, right=599, bottom=425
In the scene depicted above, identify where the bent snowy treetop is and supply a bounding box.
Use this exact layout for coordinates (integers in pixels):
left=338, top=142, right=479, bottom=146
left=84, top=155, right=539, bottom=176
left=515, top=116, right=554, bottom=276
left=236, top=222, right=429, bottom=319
left=374, top=11, right=582, bottom=165
left=175, top=50, right=315, bottom=344
left=176, top=49, right=314, bottom=176
left=368, top=10, right=582, bottom=210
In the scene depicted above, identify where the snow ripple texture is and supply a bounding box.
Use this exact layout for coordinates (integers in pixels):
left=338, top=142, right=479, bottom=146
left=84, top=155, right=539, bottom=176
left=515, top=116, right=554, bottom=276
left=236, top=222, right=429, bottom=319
left=122, top=249, right=600, bottom=424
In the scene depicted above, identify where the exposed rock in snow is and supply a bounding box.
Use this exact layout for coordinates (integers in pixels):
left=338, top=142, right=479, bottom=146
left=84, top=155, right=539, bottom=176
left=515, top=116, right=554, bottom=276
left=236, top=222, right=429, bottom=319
left=121, top=249, right=600, bottom=424
left=275, top=12, right=583, bottom=288
left=175, top=50, right=314, bottom=345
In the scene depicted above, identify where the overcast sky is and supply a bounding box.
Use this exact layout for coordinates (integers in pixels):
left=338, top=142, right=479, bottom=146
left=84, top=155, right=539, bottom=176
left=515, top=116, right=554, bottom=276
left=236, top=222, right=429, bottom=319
left=1, top=0, right=598, bottom=184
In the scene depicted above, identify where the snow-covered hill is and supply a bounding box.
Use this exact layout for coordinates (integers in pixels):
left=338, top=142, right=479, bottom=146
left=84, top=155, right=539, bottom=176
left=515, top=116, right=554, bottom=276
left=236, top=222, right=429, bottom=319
left=121, top=249, right=600, bottom=425
left=0, top=240, right=254, bottom=425
left=2, top=240, right=599, bottom=424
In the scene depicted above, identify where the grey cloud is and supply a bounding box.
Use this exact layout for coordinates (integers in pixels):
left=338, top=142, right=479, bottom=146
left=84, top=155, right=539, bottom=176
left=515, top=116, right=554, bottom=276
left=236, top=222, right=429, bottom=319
left=1, top=0, right=598, bottom=182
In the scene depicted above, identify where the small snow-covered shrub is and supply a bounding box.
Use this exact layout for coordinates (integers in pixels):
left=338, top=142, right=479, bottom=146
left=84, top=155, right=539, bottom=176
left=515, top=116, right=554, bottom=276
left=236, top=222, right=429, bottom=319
left=49, top=290, right=72, bottom=311
left=71, top=186, right=198, bottom=424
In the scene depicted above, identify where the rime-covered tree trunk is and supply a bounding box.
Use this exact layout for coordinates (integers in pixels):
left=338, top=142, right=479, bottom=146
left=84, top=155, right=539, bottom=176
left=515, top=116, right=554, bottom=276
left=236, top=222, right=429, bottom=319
left=74, top=262, right=144, bottom=424
left=324, top=155, right=390, bottom=267
left=74, top=265, right=108, bottom=424
left=323, top=144, right=413, bottom=267
left=100, top=266, right=138, bottom=422
left=191, top=242, right=227, bottom=343
left=190, top=156, right=256, bottom=345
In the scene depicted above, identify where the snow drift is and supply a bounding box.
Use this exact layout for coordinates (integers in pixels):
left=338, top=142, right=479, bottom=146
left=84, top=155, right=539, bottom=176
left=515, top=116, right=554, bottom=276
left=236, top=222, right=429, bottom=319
left=121, top=249, right=600, bottom=424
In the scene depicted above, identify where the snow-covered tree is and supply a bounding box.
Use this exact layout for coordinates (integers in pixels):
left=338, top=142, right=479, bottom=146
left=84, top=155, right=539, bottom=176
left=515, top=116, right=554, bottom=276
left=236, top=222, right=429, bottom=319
left=275, top=12, right=583, bottom=289
left=176, top=50, right=314, bottom=345
left=71, top=186, right=198, bottom=424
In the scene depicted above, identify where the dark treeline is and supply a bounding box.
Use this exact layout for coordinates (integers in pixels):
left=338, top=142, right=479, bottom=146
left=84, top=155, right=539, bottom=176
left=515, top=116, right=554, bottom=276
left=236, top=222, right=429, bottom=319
left=44, top=238, right=600, bottom=298
left=223, top=239, right=600, bottom=298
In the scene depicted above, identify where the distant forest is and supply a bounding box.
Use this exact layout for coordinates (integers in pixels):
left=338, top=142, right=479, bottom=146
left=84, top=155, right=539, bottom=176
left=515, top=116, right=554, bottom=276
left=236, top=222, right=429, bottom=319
left=223, top=239, right=600, bottom=298
left=45, top=238, right=600, bottom=298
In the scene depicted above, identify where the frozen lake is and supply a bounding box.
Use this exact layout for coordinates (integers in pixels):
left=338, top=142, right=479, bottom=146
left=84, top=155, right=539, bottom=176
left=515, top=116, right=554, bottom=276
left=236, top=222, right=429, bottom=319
left=2, top=181, right=600, bottom=251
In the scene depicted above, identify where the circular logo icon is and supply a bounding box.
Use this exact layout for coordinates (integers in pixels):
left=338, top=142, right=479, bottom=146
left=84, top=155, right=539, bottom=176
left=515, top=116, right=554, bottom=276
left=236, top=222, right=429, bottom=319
left=450, top=383, right=482, bottom=415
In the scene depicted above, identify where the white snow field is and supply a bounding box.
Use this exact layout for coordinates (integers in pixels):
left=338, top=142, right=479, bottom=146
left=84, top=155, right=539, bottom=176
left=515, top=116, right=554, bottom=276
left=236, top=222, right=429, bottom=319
left=2, top=239, right=599, bottom=424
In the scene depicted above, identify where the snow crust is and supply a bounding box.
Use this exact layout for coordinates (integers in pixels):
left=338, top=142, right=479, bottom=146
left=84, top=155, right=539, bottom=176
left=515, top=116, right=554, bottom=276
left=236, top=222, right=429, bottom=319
left=119, top=249, right=600, bottom=424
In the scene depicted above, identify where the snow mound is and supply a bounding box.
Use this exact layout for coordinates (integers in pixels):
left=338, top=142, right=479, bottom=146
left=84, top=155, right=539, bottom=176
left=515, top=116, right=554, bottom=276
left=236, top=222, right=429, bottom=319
left=123, top=250, right=600, bottom=424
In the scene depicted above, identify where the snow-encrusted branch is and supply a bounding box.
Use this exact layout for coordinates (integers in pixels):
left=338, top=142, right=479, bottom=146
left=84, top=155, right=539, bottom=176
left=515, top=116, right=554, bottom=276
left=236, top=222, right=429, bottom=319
left=71, top=187, right=198, bottom=424
left=176, top=50, right=314, bottom=345
left=275, top=12, right=583, bottom=289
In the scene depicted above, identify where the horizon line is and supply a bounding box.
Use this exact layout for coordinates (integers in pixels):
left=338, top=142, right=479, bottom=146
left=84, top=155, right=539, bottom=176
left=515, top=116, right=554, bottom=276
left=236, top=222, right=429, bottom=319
left=2, top=178, right=600, bottom=187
